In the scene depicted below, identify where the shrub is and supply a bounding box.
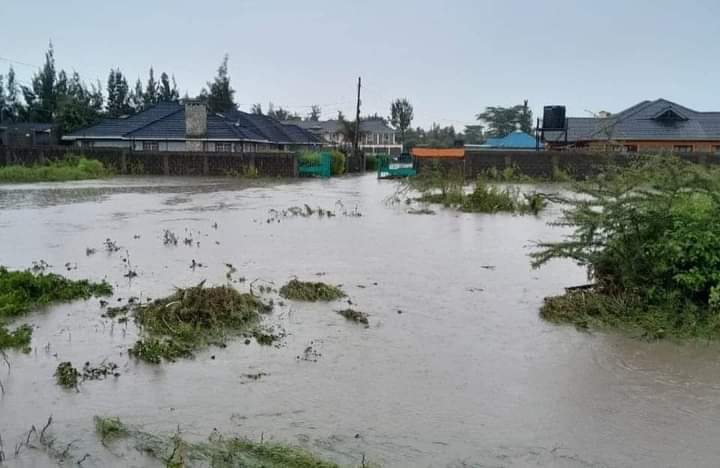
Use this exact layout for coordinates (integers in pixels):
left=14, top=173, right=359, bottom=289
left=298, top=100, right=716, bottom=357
left=533, top=157, right=720, bottom=338
left=330, top=150, right=345, bottom=175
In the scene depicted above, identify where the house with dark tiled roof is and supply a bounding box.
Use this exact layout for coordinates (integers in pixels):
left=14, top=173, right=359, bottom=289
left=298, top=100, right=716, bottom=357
left=287, top=118, right=402, bottom=155
left=544, top=99, right=720, bottom=154
left=0, top=122, right=59, bottom=146
left=63, top=101, right=321, bottom=152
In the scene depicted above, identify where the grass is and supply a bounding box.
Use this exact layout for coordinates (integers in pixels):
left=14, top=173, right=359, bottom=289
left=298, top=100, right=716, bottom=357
left=540, top=289, right=720, bottom=340
left=0, top=266, right=112, bottom=351
left=94, top=416, right=128, bottom=441
left=279, top=279, right=346, bottom=302
left=0, top=154, right=111, bottom=183
left=127, top=282, right=274, bottom=363
left=93, top=416, right=351, bottom=468
left=417, top=181, right=546, bottom=215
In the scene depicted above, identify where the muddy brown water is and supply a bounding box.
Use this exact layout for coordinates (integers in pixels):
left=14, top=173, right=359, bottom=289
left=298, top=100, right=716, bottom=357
left=1, top=175, right=720, bottom=467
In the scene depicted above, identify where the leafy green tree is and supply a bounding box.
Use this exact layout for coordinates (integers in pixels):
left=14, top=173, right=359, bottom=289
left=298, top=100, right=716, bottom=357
left=106, top=68, right=131, bottom=117
left=131, top=78, right=144, bottom=112
left=306, top=105, right=321, bottom=121
left=267, top=102, right=300, bottom=121
left=205, top=54, right=235, bottom=112
left=477, top=101, right=533, bottom=137
left=390, top=98, right=414, bottom=147
left=251, top=103, right=263, bottom=115
left=463, top=124, right=485, bottom=144
left=0, top=74, right=5, bottom=123
left=159, top=72, right=179, bottom=102
left=5, top=67, right=20, bottom=122
left=55, top=72, right=103, bottom=133
left=144, top=67, right=159, bottom=106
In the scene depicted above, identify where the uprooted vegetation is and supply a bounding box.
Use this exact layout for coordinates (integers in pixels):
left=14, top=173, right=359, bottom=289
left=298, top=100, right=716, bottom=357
left=396, top=166, right=546, bottom=215
left=0, top=266, right=112, bottom=351
left=54, top=360, right=120, bottom=389
left=533, top=157, right=720, bottom=340
left=279, top=279, right=346, bottom=302
left=126, top=282, right=275, bottom=363
left=93, top=416, right=349, bottom=468
left=337, top=308, right=369, bottom=325
left=266, top=201, right=362, bottom=223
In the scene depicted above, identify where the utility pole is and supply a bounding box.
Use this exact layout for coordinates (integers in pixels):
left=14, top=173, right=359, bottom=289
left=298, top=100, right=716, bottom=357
left=352, top=76, right=362, bottom=170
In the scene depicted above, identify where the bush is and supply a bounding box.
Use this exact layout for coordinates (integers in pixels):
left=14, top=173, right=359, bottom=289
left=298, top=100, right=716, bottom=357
left=0, top=153, right=111, bottom=183
left=533, top=157, right=720, bottom=339
left=365, top=154, right=378, bottom=171
left=330, top=150, right=345, bottom=175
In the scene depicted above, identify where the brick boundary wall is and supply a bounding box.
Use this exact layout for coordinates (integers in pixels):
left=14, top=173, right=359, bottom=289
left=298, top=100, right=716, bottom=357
left=0, top=146, right=298, bottom=178
left=417, top=150, right=720, bottom=179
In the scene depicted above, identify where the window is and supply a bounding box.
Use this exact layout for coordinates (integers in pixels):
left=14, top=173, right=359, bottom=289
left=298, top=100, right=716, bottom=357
left=623, top=144, right=638, bottom=153
left=673, top=145, right=694, bottom=154
left=142, top=141, right=159, bottom=151
left=713, top=145, right=720, bottom=155
left=215, top=142, right=232, bottom=153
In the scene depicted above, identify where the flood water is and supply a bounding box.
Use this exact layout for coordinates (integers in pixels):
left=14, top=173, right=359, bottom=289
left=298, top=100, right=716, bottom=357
left=1, top=175, right=720, bottom=467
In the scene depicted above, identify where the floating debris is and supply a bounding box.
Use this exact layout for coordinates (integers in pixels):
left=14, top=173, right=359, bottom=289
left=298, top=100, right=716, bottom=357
left=104, top=239, right=120, bottom=252
left=337, top=308, right=369, bottom=325
left=85, top=248, right=96, bottom=256
left=407, top=207, right=436, bottom=215
left=163, top=229, right=178, bottom=246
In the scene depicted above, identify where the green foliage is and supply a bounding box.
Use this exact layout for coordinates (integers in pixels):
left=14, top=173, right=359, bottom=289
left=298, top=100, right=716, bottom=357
left=91, top=417, right=344, bottom=468
left=0, top=266, right=112, bottom=319
left=279, top=279, right=346, bottom=302
left=330, top=150, right=345, bottom=175
left=476, top=100, right=533, bottom=137
left=533, top=157, right=720, bottom=338
left=390, top=98, right=414, bottom=146
left=94, top=416, right=128, bottom=441
left=205, top=54, right=235, bottom=113
left=128, top=283, right=273, bottom=363
left=0, top=154, right=111, bottom=183
left=480, top=165, right=534, bottom=183
left=0, top=265, right=111, bottom=351
left=408, top=164, right=545, bottom=214
left=0, top=324, right=32, bottom=353
left=54, top=361, right=80, bottom=388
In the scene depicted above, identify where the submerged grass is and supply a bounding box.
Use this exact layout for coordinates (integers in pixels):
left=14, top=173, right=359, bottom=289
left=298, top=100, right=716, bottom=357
left=128, top=282, right=274, bottom=363
left=0, top=155, right=111, bottom=183
left=279, top=279, right=346, bottom=302
left=417, top=181, right=546, bottom=215
left=0, top=266, right=112, bottom=351
left=93, top=416, right=349, bottom=468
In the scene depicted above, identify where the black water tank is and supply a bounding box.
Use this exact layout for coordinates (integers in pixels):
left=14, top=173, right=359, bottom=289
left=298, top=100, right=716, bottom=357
left=543, top=106, right=566, bottom=130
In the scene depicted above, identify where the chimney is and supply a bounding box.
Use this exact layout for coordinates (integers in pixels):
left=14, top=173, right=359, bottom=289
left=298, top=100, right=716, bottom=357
left=185, top=101, right=207, bottom=138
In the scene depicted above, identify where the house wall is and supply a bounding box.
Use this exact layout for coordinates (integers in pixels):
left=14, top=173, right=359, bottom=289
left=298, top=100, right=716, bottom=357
left=561, top=140, right=720, bottom=154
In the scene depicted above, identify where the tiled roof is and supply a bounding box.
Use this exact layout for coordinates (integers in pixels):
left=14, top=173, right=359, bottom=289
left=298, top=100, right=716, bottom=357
left=64, top=102, right=320, bottom=144
left=545, top=99, right=720, bottom=143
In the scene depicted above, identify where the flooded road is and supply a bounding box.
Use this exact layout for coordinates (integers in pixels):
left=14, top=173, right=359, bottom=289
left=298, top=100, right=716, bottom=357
left=1, top=175, right=720, bottom=467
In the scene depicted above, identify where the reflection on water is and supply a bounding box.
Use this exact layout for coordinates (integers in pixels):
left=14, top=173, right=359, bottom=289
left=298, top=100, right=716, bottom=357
left=0, top=175, right=719, bottom=468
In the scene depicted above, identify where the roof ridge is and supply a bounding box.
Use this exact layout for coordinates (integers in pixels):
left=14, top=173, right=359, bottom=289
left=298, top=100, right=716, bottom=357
left=122, top=104, right=184, bottom=137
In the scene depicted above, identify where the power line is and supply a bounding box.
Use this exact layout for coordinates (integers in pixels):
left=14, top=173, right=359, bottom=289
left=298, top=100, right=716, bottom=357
left=0, top=56, right=39, bottom=69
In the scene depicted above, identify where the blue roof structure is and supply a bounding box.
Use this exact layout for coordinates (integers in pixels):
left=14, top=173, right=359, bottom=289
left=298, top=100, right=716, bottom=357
left=482, top=130, right=538, bottom=149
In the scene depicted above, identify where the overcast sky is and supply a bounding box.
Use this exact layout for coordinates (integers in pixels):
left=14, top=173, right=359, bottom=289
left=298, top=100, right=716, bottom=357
left=1, top=0, right=719, bottom=128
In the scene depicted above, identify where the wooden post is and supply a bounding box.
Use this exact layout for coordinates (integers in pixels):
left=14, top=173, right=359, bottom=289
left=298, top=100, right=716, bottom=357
left=162, top=154, right=170, bottom=176
left=203, top=155, right=209, bottom=175
left=551, top=153, right=559, bottom=178
left=504, top=154, right=512, bottom=170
